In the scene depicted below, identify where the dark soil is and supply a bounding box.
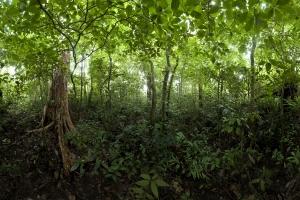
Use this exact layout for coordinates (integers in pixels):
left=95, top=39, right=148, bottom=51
left=1, top=112, right=300, bottom=200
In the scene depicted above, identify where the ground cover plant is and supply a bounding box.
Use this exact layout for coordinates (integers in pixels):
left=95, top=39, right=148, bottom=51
left=1, top=0, right=300, bottom=199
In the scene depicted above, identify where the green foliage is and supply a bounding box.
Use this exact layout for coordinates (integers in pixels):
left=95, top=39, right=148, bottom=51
left=132, top=172, right=169, bottom=199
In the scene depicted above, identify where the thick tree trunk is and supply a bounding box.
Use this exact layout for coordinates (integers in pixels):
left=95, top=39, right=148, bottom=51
left=42, top=52, right=75, bottom=177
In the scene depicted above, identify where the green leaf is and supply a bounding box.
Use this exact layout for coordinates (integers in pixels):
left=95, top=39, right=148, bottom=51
left=278, top=63, right=285, bottom=69
left=154, top=179, right=170, bottom=186
left=151, top=182, right=159, bottom=198
left=265, top=62, right=271, bottom=72
left=238, top=11, right=248, bottom=23
left=233, top=0, right=246, bottom=9
left=126, top=5, right=133, bottom=16
left=94, top=158, right=101, bottom=171
left=265, top=8, right=274, bottom=19
left=185, top=0, right=199, bottom=6
left=146, top=193, right=154, bottom=200
left=159, top=0, right=168, bottom=8
left=157, top=15, right=162, bottom=24
left=269, top=59, right=278, bottom=66
left=131, top=187, right=144, bottom=194
left=190, top=10, right=202, bottom=19
left=19, top=2, right=26, bottom=11
left=140, top=174, right=151, bottom=180
left=197, top=31, right=206, bottom=38
left=248, top=154, right=255, bottom=164
left=80, top=163, right=85, bottom=177
left=274, top=8, right=283, bottom=21
left=152, top=173, right=158, bottom=180
left=209, top=6, right=220, bottom=14
left=136, top=180, right=150, bottom=186
left=256, top=17, right=266, bottom=28
left=211, top=164, right=216, bottom=170
left=70, top=163, right=80, bottom=171
left=171, top=0, right=180, bottom=11
left=260, top=180, right=265, bottom=191
left=102, top=162, right=110, bottom=170
left=245, top=17, right=254, bottom=32
left=113, top=174, right=117, bottom=182
left=250, top=178, right=260, bottom=184
left=277, top=0, right=291, bottom=6
left=236, top=127, right=241, bottom=136
left=248, top=0, right=258, bottom=8
left=143, top=6, right=149, bottom=17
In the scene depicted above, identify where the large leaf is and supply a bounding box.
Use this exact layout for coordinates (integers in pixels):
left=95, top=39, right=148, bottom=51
left=277, top=0, right=291, bottom=6
left=274, top=8, right=283, bottom=21
left=154, top=179, right=170, bottom=186
left=238, top=11, right=248, bottom=23
left=171, top=17, right=181, bottom=24
left=171, top=0, right=180, bottom=11
left=185, top=0, right=199, bottom=6
left=19, top=2, right=26, bottom=12
left=265, top=63, right=271, bottom=72
left=131, top=187, right=144, bottom=194
left=190, top=10, right=202, bottom=19
left=140, top=174, right=151, bottom=180
left=209, top=5, right=220, bottom=14
left=136, top=180, right=150, bottom=186
left=126, top=5, right=133, bottom=16
left=248, top=0, right=258, bottom=8
left=244, top=17, right=254, bottom=32
left=151, top=182, right=158, bottom=198
left=70, top=163, right=80, bottom=172
left=255, top=17, right=266, bottom=28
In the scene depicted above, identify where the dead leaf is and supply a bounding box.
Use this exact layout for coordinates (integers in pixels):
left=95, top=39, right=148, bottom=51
left=247, top=194, right=255, bottom=200
left=68, top=194, right=75, bottom=200
left=230, top=184, right=241, bottom=199
left=285, top=179, right=296, bottom=189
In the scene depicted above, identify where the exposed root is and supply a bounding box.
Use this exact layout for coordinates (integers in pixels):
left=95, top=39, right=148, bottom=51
left=22, top=122, right=55, bottom=138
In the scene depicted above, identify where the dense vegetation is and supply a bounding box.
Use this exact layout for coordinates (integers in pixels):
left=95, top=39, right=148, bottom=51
left=1, top=0, right=300, bottom=199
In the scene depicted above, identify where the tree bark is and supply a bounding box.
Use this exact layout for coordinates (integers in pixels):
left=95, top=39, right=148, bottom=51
left=250, top=37, right=257, bottom=145
left=41, top=52, right=75, bottom=177
left=198, top=82, right=203, bottom=108
left=148, top=59, right=157, bottom=136
left=166, top=58, right=179, bottom=116
left=161, top=44, right=172, bottom=135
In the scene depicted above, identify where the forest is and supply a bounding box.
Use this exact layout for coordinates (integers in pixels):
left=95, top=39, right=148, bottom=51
left=0, top=0, right=300, bottom=199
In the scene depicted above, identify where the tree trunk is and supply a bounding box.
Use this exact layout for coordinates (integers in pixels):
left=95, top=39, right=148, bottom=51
left=146, top=74, right=152, bottom=100
left=166, top=58, right=179, bottom=116
left=148, top=59, right=157, bottom=136
left=250, top=37, right=257, bottom=146
left=107, top=54, right=113, bottom=108
left=87, top=76, right=94, bottom=108
left=41, top=52, right=75, bottom=177
left=161, top=44, right=172, bottom=135
left=198, top=82, right=203, bottom=108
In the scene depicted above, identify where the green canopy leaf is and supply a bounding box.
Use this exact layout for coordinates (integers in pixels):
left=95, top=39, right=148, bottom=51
left=265, top=62, right=271, bottom=72
left=245, top=17, right=254, bottom=32
left=185, top=0, right=199, bottom=6
left=277, top=0, right=291, bottom=6
left=171, top=0, right=180, bottom=11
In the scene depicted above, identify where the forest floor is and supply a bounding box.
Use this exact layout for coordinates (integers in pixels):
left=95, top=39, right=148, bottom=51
left=1, top=112, right=300, bottom=200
